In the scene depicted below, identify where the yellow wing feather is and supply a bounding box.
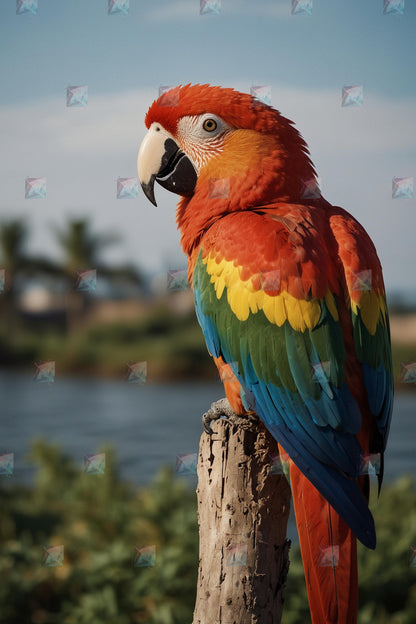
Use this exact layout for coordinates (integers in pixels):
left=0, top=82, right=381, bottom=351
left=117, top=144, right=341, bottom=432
left=204, top=253, right=337, bottom=331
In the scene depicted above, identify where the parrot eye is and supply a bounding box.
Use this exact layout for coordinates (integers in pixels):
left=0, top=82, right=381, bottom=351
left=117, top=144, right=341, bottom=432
left=202, top=118, right=217, bottom=132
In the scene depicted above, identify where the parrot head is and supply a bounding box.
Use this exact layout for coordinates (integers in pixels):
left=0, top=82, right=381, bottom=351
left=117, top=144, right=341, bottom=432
left=137, top=83, right=317, bottom=252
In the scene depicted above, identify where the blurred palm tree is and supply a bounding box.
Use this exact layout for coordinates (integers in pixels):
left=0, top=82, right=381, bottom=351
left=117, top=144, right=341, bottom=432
left=0, top=219, right=27, bottom=277
left=0, top=219, right=26, bottom=331
left=53, top=219, right=142, bottom=331
left=0, top=217, right=143, bottom=334
left=0, top=219, right=58, bottom=330
left=54, top=219, right=119, bottom=276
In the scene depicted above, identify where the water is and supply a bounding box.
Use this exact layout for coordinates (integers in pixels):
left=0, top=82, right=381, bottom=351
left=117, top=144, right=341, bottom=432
left=0, top=370, right=414, bottom=486
left=0, top=370, right=221, bottom=485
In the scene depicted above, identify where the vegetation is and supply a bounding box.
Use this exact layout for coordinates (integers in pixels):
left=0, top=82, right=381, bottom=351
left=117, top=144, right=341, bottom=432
left=0, top=305, right=213, bottom=380
left=392, top=342, right=416, bottom=388
left=0, top=441, right=198, bottom=624
left=0, top=306, right=413, bottom=384
left=0, top=441, right=415, bottom=623
left=0, top=216, right=213, bottom=380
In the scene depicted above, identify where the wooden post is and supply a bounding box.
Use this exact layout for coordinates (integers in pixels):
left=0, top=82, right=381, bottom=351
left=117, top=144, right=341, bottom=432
left=193, top=416, right=291, bottom=624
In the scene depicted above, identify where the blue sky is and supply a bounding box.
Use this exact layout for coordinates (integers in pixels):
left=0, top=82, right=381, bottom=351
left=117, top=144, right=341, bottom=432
left=0, top=0, right=415, bottom=293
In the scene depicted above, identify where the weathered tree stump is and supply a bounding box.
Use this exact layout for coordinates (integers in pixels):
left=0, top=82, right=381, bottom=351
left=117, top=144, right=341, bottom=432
left=193, top=416, right=291, bottom=624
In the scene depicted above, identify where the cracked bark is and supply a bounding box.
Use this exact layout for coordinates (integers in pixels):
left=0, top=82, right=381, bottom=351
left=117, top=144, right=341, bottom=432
left=192, top=417, right=291, bottom=624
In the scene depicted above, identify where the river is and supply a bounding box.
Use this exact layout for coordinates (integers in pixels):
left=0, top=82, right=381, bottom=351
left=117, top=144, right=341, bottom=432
left=0, top=370, right=414, bottom=486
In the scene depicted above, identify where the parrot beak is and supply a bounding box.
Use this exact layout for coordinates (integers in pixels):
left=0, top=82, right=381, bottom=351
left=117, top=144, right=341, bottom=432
left=137, top=124, right=198, bottom=206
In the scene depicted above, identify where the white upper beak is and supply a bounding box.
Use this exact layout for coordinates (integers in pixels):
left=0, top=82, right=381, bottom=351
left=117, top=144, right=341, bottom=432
left=137, top=124, right=175, bottom=189
left=137, top=122, right=198, bottom=206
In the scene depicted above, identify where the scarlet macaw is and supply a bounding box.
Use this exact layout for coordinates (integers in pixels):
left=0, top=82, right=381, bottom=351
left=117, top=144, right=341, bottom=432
left=137, top=84, right=393, bottom=624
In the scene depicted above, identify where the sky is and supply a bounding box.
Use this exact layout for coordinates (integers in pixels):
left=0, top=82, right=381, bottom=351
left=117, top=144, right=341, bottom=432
left=0, top=0, right=415, bottom=295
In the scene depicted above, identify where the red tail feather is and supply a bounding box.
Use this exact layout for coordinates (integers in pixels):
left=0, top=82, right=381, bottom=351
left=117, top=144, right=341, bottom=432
left=288, top=456, right=358, bottom=624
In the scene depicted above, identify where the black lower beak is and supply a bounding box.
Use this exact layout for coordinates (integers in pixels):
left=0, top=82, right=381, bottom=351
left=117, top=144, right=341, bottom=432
left=156, top=140, right=198, bottom=197
left=141, top=178, right=158, bottom=206
left=140, top=138, right=197, bottom=206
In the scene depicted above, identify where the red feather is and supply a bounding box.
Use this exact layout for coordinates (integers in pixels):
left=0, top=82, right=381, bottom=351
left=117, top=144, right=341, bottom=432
left=288, top=455, right=359, bottom=624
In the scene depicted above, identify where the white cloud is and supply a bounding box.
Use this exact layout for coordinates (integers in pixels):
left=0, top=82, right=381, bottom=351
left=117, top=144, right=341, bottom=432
left=0, top=84, right=414, bottom=290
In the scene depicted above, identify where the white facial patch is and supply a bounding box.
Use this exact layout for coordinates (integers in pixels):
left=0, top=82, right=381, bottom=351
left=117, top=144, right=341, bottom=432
left=175, top=114, right=233, bottom=172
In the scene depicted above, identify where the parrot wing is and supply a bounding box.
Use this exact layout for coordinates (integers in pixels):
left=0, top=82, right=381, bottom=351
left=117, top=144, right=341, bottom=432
left=329, top=208, right=393, bottom=465
left=192, top=204, right=392, bottom=549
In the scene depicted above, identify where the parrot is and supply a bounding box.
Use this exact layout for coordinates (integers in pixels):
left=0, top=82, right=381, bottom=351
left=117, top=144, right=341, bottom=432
left=137, top=83, right=393, bottom=624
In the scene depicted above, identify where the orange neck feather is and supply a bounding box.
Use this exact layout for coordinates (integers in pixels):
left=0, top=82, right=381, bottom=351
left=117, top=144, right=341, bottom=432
left=177, top=128, right=316, bottom=257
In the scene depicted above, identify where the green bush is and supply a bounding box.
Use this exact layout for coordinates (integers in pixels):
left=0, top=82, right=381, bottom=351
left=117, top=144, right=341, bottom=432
left=0, top=442, right=415, bottom=623
left=0, top=441, right=198, bottom=624
left=0, top=306, right=213, bottom=380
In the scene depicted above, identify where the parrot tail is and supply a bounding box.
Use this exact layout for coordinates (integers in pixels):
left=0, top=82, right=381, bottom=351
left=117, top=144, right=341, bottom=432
left=289, top=460, right=358, bottom=624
